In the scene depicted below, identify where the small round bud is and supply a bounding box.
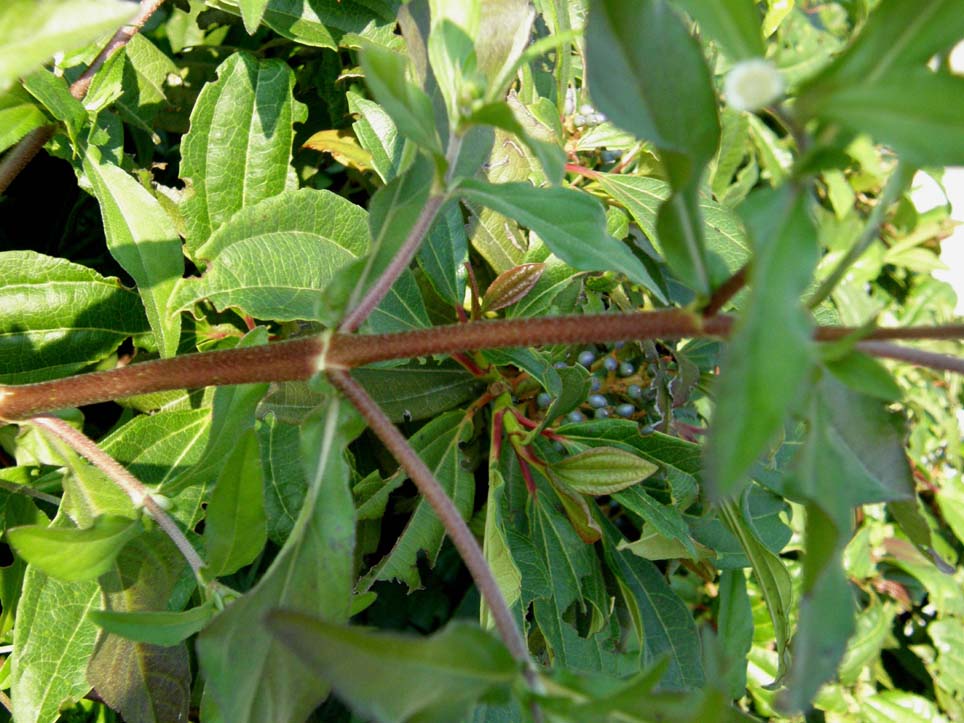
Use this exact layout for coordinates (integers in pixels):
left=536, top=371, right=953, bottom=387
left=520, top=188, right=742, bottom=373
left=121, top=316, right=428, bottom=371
left=615, top=403, right=635, bottom=418
left=627, top=384, right=643, bottom=400
left=619, top=361, right=635, bottom=377
left=603, top=357, right=619, bottom=372
left=579, top=103, right=594, bottom=115
left=588, top=393, right=608, bottom=409
left=594, top=408, right=610, bottom=419
left=553, top=361, right=568, bottom=369
left=567, top=410, right=586, bottom=423
left=537, top=392, right=552, bottom=409
left=573, top=114, right=587, bottom=127
left=723, top=59, right=785, bottom=112
left=577, top=350, right=597, bottom=367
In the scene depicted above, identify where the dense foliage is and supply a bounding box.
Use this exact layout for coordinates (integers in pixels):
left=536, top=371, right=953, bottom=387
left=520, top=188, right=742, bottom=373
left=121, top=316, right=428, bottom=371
left=0, top=0, right=963, bottom=721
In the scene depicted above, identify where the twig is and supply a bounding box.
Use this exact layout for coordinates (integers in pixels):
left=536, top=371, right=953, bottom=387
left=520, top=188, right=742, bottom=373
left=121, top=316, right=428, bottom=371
left=339, top=193, right=446, bottom=333
left=0, top=688, right=10, bottom=713
left=807, top=162, right=913, bottom=309
left=326, top=369, right=535, bottom=673
left=856, top=341, right=964, bottom=375
left=28, top=415, right=205, bottom=579
left=0, top=478, right=61, bottom=506
left=0, top=0, right=167, bottom=194
left=702, top=263, right=749, bottom=317
left=4, top=314, right=964, bottom=419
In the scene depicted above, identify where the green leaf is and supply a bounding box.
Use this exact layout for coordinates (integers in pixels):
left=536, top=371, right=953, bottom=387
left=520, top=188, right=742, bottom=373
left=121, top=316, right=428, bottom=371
left=10, top=570, right=100, bottom=723
left=718, top=497, right=792, bottom=684
left=823, top=351, right=901, bottom=402
left=82, top=34, right=178, bottom=132
left=799, top=0, right=964, bottom=94
left=360, top=43, right=441, bottom=157
left=671, top=0, right=765, bottom=61
left=162, top=329, right=269, bottom=495
left=366, top=268, right=432, bottom=333
left=238, top=0, right=270, bottom=34
left=204, top=428, right=267, bottom=577
left=781, top=504, right=854, bottom=713
left=0, top=251, right=149, bottom=384
left=706, top=187, right=817, bottom=499
left=0, top=87, right=46, bottom=154
left=348, top=88, right=405, bottom=183
left=21, top=68, right=86, bottom=148
left=179, top=52, right=301, bottom=253
left=586, top=0, right=720, bottom=295
left=359, top=411, right=475, bottom=591
left=86, top=532, right=191, bottom=723
left=265, top=615, right=518, bottom=723
left=83, top=155, right=185, bottom=358
left=593, top=174, right=750, bottom=285
left=601, top=519, right=705, bottom=689
left=802, top=71, right=964, bottom=166
left=7, top=515, right=142, bottom=582
left=550, top=447, right=658, bottom=496
left=88, top=602, right=216, bottom=647
left=427, top=18, right=477, bottom=126
left=206, top=0, right=397, bottom=49
left=259, top=414, right=309, bottom=545
left=717, top=570, right=753, bottom=698
left=353, top=360, right=481, bottom=424
left=457, top=179, right=666, bottom=301
left=175, top=188, right=368, bottom=322
left=463, top=101, right=565, bottom=184
left=790, top=375, right=915, bottom=516
left=0, top=0, right=136, bottom=92
left=612, top=486, right=698, bottom=559
left=480, top=466, right=522, bottom=631
left=417, top=200, right=468, bottom=305
left=197, top=397, right=361, bottom=723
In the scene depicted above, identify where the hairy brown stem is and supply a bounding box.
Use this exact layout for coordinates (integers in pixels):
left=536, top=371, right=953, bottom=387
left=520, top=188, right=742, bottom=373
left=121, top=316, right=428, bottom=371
left=0, top=337, right=321, bottom=421
left=29, top=414, right=205, bottom=578
left=0, top=0, right=167, bottom=194
left=339, top=193, right=446, bottom=333
left=3, top=314, right=964, bottom=420
left=326, top=370, right=535, bottom=670
left=702, top=263, right=749, bottom=317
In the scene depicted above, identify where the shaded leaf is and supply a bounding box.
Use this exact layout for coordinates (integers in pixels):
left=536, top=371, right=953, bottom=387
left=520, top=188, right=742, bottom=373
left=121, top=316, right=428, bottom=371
left=265, top=615, right=518, bottom=723
left=89, top=602, right=216, bottom=648
left=7, top=515, right=141, bottom=582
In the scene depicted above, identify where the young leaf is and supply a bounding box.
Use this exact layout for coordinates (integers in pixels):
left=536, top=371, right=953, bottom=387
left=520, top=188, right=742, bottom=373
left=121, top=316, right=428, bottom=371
left=482, top=262, right=545, bottom=312
left=21, top=68, right=86, bottom=148
left=88, top=602, right=216, bottom=647
left=348, top=88, right=405, bottom=183
left=83, top=156, right=185, bottom=358
left=204, top=428, right=267, bottom=577
left=0, top=0, right=136, bottom=92
left=179, top=52, right=301, bottom=253
left=706, top=187, right=816, bottom=499
left=302, top=128, right=374, bottom=173
left=6, top=515, right=142, bottom=582
left=360, top=43, right=442, bottom=158
left=197, top=398, right=361, bottom=723
left=549, top=447, right=658, bottom=496
left=417, top=200, right=469, bottom=305
left=457, top=178, right=666, bottom=301
left=265, top=615, right=519, bottom=723
left=480, top=466, right=523, bottom=631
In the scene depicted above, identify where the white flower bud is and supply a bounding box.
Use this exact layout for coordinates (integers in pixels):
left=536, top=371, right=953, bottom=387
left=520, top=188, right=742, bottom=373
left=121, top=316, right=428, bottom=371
left=723, top=59, right=785, bottom=112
